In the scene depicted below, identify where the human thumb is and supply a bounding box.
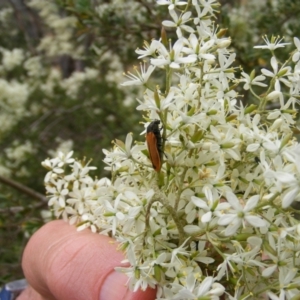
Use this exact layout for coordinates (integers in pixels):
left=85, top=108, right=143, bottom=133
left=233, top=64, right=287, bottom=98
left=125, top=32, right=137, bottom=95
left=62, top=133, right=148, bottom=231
left=21, top=220, right=156, bottom=300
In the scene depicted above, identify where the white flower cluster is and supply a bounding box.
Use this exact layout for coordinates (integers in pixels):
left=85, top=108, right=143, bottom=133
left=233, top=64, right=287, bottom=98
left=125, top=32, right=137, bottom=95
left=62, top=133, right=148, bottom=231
left=0, top=48, right=24, bottom=71
left=43, top=1, right=300, bottom=299
left=60, top=68, right=99, bottom=99
left=28, top=0, right=81, bottom=57
left=0, top=78, right=29, bottom=135
left=1, top=141, right=36, bottom=177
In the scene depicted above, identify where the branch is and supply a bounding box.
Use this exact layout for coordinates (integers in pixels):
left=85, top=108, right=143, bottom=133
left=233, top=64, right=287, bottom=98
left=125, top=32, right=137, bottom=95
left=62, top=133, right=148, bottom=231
left=0, top=175, right=47, bottom=203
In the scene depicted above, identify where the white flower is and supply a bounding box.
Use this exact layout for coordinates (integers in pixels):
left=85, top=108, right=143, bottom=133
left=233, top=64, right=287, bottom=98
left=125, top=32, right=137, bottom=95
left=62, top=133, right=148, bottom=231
left=254, top=35, right=290, bottom=50
left=191, top=195, right=230, bottom=223
left=267, top=267, right=298, bottom=300
left=218, top=191, right=266, bottom=236
left=150, top=38, right=196, bottom=69
left=136, top=39, right=162, bottom=59
left=175, top=276, right=217, bottom=299
left=267, top=169, right=300, bottom=208
left=64, top=161, right=96, bottom=188
left=116, top=242, right=157, bottom=292
left=170, top=238, right=190, bottom=265
left=262, top=56, right=279, bottom=78
left=121, top=63, right=155, bottom=86
left=191, top=240, right=215, bottom=264
left=182, top=33, right=215, bottom=61
left=261, top=56, right=291, bottom=90
left=56, top=151, right=75, bottom=167
left=106, top=133, right=145, bottom=163
left=103, top=193, right=125, bottom=235
left=292, top=37, right=300, bottom=62
left=208, top=125, right=241, bottom=164
left=136, top=88, right=175, bottom=112
left=162, top=10, right=194, bottom=37
left=47, top=179, right=69, bottom=207
left=240, top=72, right=267, bottom=90
left=157, top=0, right=188, bottom=10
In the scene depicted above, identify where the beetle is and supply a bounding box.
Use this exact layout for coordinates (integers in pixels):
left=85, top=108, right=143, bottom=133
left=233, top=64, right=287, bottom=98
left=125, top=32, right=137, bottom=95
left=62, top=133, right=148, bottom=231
left=146, top=120, right=163, bottom=172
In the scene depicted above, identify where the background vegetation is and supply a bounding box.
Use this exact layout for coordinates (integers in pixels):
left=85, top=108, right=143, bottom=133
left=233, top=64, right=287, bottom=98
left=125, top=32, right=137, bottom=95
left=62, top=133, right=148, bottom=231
left=1, top=0, right=299, bottom=284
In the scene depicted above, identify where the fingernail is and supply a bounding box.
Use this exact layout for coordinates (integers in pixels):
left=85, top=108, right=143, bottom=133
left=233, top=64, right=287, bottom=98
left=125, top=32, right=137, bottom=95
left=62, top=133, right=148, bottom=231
left=99, top=271, right=129, bottom=300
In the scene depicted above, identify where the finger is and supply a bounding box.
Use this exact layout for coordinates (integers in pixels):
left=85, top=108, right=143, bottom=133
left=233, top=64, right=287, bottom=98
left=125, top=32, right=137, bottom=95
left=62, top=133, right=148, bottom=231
left=17, top=285, right=45, bottom=300
left=21, top=220, right=156, bottom=300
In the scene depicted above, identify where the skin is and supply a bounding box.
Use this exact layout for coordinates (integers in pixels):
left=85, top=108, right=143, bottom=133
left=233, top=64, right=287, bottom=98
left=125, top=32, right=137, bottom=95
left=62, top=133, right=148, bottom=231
left=19, top=220, right=156, bottom=300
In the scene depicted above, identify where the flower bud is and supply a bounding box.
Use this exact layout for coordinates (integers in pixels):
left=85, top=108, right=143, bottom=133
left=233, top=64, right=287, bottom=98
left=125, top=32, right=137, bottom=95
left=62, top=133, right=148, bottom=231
left=266, top=91, right=281, bottom=100
left=114, top=139, right=125, bottom=150
left=279, top=133, right=292, bottom=150
left=135, top=268, right=140, bottom=280
left=244, top=104, right=257, bottom=115
left=217, top=38, right=231, bottom=48
left=282, top=109, right=297, bottom=114
left=207, top=109, right=217, bottom=115
left=154, top=264, right=162, bottom=282
left=226, top=114, right=237, bottom=122
left=221, top=142, right=235, bottom=149
left=263, top=240, right=277, bottom=256
left=217, top=28, right=228, bottom=38
left=161, top=27, right=168, bottom=47
left=278, top=67, right=289, bottom=77
left=191, top=129, right=204, bottom=143
left=250, top=69, right=256, bottom=81
left=154, top=88, right=160, bottom=108
left=270, top=118, right=283, bottom=130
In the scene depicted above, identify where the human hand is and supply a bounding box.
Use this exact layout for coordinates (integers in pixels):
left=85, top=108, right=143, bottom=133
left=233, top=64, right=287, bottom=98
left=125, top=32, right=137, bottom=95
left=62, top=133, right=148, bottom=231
left=19, top=220, right=156, bottom=300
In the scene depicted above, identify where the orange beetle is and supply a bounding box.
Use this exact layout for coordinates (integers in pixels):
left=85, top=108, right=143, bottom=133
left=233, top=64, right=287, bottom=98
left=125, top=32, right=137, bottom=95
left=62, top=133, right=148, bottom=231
left=146, top=120, right=163, bottom=172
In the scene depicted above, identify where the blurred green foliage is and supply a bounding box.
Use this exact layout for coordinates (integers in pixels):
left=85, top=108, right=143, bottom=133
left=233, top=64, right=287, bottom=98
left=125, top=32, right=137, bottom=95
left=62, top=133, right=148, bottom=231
left=0, top=0, right=299, bottom=284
